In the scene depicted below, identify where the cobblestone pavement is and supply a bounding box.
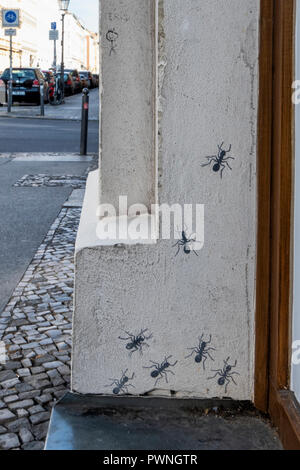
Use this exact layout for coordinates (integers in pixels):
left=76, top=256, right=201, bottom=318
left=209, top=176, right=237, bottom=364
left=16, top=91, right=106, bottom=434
left=14, top=174, right=86, bottom=188
left=0, top=207, right=81, bottom=450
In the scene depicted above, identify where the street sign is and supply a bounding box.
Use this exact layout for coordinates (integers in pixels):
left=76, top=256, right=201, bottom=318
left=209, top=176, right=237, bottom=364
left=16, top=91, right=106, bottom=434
left=2, top=10, right=19, bottom=114
left=2, top=9, right=20, bottom=28
left=49, top=30, right=59, bottom=41
left=5, top=28, right=16, bottom=36
left=51, top=22, right=57, bottom=30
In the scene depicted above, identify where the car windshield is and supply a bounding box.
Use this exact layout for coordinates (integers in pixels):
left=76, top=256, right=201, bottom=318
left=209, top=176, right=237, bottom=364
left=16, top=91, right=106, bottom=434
left=80, top=72, right=88, bottom=77
left=12, top=70, right=35, bottom=80
left=57, top=74, right=69, bottom=80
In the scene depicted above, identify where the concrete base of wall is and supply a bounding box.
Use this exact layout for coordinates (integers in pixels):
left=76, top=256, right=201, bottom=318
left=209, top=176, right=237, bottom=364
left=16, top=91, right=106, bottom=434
left=45, top=392, right=282, bottom=450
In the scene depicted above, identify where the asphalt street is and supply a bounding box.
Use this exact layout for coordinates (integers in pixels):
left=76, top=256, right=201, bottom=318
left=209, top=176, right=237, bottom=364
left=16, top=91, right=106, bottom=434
left=0, top=89, right=98, bottom=314
left=0, top=118, right=99, bottom=153
left=0, top=158, right=91, bottom=314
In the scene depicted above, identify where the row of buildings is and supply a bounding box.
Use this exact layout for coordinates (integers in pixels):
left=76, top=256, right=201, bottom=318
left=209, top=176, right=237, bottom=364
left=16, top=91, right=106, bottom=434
left=0, top=0, right=99, bottom=73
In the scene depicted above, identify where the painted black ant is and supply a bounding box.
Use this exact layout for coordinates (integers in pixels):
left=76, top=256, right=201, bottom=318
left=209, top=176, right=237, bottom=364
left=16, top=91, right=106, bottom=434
left=144, top=355, right=178, bottom=386
left=118, top=329, right=153, bottom=356
left=208, top=357, right=240, bottom=393
left=185, top=334, right=215, bottom=370
left=173, top=231, right=198, bottom=256
left=202, top=142, right=235, bottom=178
left=106, top=369, right=135, bottom=395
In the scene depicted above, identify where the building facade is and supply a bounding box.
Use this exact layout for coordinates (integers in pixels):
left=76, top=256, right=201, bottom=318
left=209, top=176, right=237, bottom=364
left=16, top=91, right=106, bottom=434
left=73, top=0, right=259, bottom=400
left=64, top=12, right=99, bottom=73
left=0, top=0, right=38, bottom=71
left=86, top=32, right=99, bottom=74
left=0, top=1, right=99, bottom=73
left=69, top=0, right=300, bottom=449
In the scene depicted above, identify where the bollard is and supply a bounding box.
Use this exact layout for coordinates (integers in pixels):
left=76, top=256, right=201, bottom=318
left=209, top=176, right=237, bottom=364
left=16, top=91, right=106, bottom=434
left=4, top=82, right=8, bottom=105
left=80, top=88, right=89, bottom=156
left=40, top=81, right=45, bottom=117
left=8, top=78, right=12, bottom=113
left=8, top=35, right=13, bottom=113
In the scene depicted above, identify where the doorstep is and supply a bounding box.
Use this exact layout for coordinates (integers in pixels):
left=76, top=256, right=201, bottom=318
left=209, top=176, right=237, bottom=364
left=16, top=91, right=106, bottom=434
left=45, top=392, right=283, bottom=450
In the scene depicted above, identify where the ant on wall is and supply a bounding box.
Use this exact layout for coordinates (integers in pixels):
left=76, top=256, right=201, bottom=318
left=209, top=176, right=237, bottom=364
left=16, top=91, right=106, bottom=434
left=106, top=369, right=135, bottom=395
left=173, top=227, right=198, bottom=257
left=208, top=357, right=239, bottom=393
left=119, top=329, right=153, bottom=356
left=186, top=334, right=215, bottom=370
left=202, top=142, right=235, bottom=178
left=144, top=356, right=178, bottom=387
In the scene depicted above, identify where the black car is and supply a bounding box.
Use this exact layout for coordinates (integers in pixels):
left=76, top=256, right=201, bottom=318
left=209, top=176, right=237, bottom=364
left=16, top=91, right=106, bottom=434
left=64, top=69, right=82, bottom=93
left=56, top=72, right=75, bottom=96
left=1, top=68, right=48, bottom=105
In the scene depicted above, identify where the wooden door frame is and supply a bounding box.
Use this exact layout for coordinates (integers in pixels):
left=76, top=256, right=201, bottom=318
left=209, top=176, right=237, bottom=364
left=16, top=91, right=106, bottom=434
left=255, top=0, right=300, bottom=449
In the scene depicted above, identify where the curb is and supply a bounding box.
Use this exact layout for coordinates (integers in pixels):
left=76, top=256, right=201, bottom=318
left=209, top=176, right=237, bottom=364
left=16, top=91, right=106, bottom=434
left=0, top=152, right=98, bottom=159
left=0, top=114, right=98, bottom=122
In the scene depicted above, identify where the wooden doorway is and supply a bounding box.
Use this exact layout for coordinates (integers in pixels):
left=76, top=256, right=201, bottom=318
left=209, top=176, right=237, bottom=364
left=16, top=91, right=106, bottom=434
left=255, top=0, right=300, bottom=449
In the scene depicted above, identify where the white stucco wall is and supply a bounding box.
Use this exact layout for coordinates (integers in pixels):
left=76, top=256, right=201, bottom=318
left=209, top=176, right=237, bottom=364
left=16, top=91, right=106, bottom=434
left=99, top=0, right=157, bottom=213
left=72, top=0, right=259, bottom=401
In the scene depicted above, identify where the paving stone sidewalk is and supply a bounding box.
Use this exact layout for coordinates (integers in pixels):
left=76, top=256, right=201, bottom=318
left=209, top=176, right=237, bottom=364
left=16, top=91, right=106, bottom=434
left=0, top=89, right=99, bottom=121
left=0, top=207, right=81, bottom=450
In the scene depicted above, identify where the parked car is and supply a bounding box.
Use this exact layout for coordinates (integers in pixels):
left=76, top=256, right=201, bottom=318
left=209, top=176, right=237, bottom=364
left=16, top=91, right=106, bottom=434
left=56, top=72, right=75, bottom=96
left=0, top=77, right=5, bottom=106
left=42, top=70, right=55, bottom=87
left=93, top=74, right=99, bottom=88
left=64, top=69, right=82, bottom=93
left=79, top=70, right=94, bottom=89
left=1, top=68, right=48, bottom=105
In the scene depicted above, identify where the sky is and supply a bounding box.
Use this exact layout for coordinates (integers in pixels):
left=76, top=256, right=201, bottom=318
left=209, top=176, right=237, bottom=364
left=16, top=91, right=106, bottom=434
left=69, top=0, right=99, bottom=33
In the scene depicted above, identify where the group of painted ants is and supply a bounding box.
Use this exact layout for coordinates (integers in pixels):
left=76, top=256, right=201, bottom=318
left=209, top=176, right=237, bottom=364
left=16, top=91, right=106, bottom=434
left=107, top=331, right=239, bottom=396
left=174, top=142, right=235, bottom=257
left=107, top=144, right=237, bottom=396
